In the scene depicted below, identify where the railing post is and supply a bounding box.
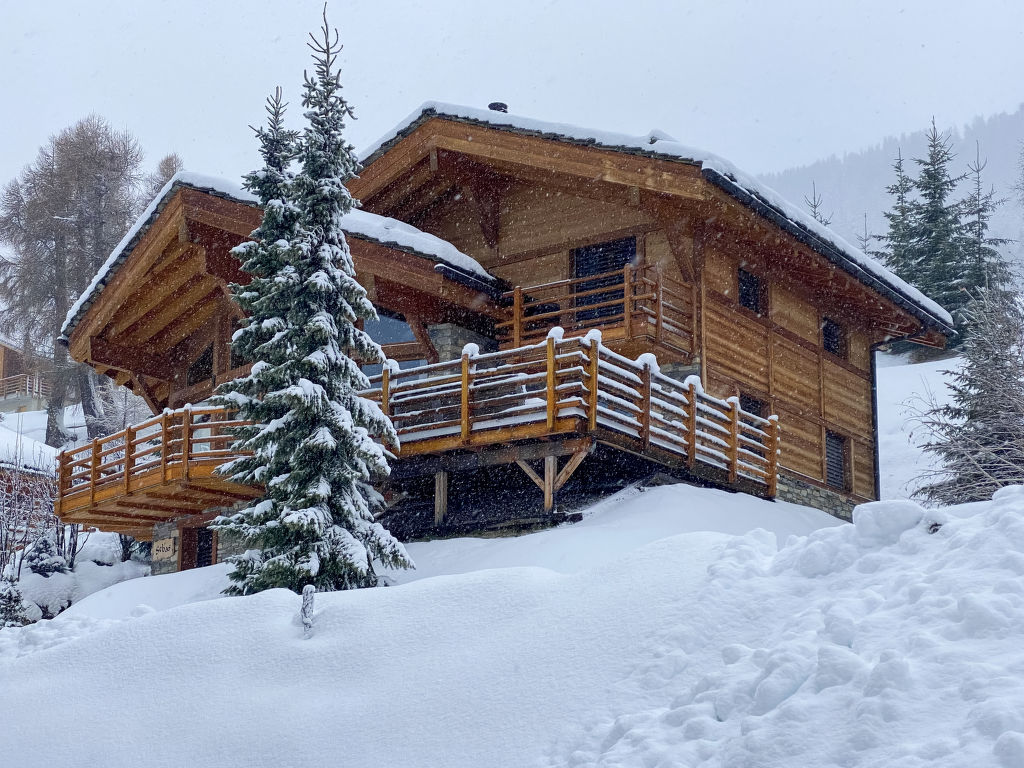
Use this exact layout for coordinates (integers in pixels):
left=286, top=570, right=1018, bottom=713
left=546, top=336, right=557, bottom=430
left=640, top=361, right=652, bottom=451
left=513, top=286, right=523, bottom=348
left=622, top=264, right=633, bottom=339
left=687, top=381, right=697, bottom=470
left=381, top=365, right=391, bottom=417
left=728, top=398, right=740, bottom=484
left=55, top=451, right=66, bottom=516
left=89, top=437, right=100, bottom=504
left=587, top=339, right=599, bottom=432
left=460, top=353, right=471, bottom=443
left=767, top=416, right=779, bottom=498
left=182, top=406, right=192, bottom=482
left=123, top=425, right=134, bottom=496
left=161, top=411, right=169, bottom=482
left=655, top=267, right=664, bottom=342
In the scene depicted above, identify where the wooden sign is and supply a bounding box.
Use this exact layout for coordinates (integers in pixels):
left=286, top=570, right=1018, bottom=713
left=153, top=537, right=176, bottom=561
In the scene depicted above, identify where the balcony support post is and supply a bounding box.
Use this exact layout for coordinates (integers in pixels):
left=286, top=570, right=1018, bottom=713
left=546, top=337, right=556, bottom=430
left=687, top=381, right=697, bottom=471
left=123, top=425, right=134, bottom=496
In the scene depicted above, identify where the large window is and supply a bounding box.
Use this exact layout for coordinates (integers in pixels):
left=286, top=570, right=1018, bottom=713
left=825, top=430, right=849, bottom=491
left=573, top=237, right=636, bottom=323
left=738, top=268, right=764, bottom=315
left=186, top=344, right=214, bottom=387
left=364, top=313, right=417, bottom=345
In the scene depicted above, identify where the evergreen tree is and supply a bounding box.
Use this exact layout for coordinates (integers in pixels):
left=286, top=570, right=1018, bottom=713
left=905, top=120, right=970, bottom=326
left=914, top=288, right=1024, bottom=505
left=803, top=181, right=832, bottom=226
left=960, top=143, right=1011, bottom=297
left=0, top=577, right=28, bottom=628
left=24, top=531, right=69, bottom=578
left=877, top=149, right=915, bottom=279
left=213, top=14, right=411, bottom=595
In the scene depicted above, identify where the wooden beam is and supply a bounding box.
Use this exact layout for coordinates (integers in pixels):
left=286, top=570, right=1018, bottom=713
left=88, top=337, right=174, bottom=382
left=543, top=455, right=557, bottom=511
left=553, top=449, right=588, bottom=492
left=515, top=459, right=544, bottom=491
left=434, top=470, right=448, bottom=524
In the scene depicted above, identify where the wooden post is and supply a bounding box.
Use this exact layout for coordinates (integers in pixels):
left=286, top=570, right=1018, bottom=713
left=640, top=361, right=652, bottom=451
left=622, top=264, right=633, bottom=339
left=546, top=337, right=557, bottom=430
left=123, top=425, right=135, bottom=496
left=460, top=353, right=471, bottom=442
left=767, top=417, right=779, bottom=498
left=543, top=454, right=556, bottom=511
left=89, top=438, right=100, bottom=504
left=513, top=286, right=523, bottom=348
left=434, top=470, right=448, bottom=524
left=728, top=399, right=740, bottom=484
left=55, top=451, right=66, bottom=516
left=687, top=382, right=698, bottom=470
left=381, top=366, right=391, bottom=417
left=160, top=412, right=169, bottom=482
left=587, top=340, right=599, bottom=431
left=182, top=407, right=192, bottom=482
left=655, top=268, right=664, bottom=343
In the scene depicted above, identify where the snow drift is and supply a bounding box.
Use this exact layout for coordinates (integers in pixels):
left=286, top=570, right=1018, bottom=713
left=3, top=482, right=1023, bottom=767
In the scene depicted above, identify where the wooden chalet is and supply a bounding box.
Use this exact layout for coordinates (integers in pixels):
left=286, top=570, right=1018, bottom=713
left=54, top=105, right=952, bottom=571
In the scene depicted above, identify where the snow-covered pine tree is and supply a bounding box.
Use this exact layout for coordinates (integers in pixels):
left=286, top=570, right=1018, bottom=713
left=914, top=288, right=1024, bottom=505
left=0, top=576, right=28, bottom=628
left=877, top=149, right=915, bottom=280
left=213, top=15, right=411, bottom=595
left=24, top=530, right=69, bottom=578
left=906, top=120, right=970, bottom=330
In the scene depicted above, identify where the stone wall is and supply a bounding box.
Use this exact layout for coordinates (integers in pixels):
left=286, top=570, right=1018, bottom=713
left=776, top=473, right=857, bottom=521
left=150, top=520, right=180, bottom=576
left=216, top=529, right=247, bottom=563
left=427, top=323, right=497, bottom=361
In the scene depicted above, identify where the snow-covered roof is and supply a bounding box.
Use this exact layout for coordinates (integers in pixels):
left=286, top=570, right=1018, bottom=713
left=60, top=171, right=495, bottom=343
left=361, top=102, right=955, bottom=335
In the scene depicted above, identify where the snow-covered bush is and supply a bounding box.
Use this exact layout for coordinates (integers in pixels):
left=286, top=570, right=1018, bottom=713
left=24, top=531, right=69, bottom=577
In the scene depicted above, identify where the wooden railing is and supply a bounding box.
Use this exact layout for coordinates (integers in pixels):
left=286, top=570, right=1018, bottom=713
left=496, top=264, right=695, bottom=353
left=362, top=333, right=779, bottom=493
left=0, top=373, right=50, bottom=400
left=56, top=406, right=252, bottom=515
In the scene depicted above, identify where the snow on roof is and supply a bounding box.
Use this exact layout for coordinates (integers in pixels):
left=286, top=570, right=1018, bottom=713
left=362, top=102, right=954, bottom=334
left=0, top=419, right=56, bottom=473
left=60, top=171, right=494, bottom=343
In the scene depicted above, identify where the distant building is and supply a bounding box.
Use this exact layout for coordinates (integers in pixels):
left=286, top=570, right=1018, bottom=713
left=0, top=338, right=47, bottom=414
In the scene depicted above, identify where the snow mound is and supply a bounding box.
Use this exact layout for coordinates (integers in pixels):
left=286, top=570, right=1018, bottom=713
left=5, top=485, right=1024, bottom=766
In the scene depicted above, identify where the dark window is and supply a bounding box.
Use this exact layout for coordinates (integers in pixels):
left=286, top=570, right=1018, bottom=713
left=196, top=528, right=215, bottom=568
left=825, top=430, right=849, bottom=491
left=364, top=313, right=417, bottom=345
left=822, top=317, right=846, bottom=358
left=738, top=268, right=763, bottom=314
left=229, top=319, right=245, bottom=370
left=186, top=344, right=214, bottom=387
left=739, top=394, right=766, bottom=419
left=573, top=237, right=636, bottom=323
left=361, top=358, right=429, bottom=379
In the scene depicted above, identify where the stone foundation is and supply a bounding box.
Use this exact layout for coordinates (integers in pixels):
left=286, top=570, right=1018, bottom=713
left=150, top=521, right=180, bottom=576
left=776, top=473, right=857, bottom=521
left=216, top=529, right=247, bottom=563
left=427, top=323, right=497, bottom=360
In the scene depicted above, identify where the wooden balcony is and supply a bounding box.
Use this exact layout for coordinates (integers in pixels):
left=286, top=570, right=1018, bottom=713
left=55, top=407, right=260, bottom=537
left=55, top=337, right=779, bottom=536
left=0, top=373, right=50, bottom=401
left=497, top=264, right=695, bottom=355
left=362, top=335, right=779, bottom=500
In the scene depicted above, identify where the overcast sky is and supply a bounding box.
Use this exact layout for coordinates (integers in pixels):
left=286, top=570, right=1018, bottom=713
left=3, top=0, right=1024, bottom=188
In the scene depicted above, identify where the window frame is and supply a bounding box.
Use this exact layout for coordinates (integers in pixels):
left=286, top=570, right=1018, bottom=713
left=737, top=267, right=765, bottom=316
left=821, top=316, right=847, bottom=359
left=824, top=429, right=850, bottom=492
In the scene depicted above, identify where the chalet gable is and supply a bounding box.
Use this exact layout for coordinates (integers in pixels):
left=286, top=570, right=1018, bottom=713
left=353, top=102, right=953, bottom=344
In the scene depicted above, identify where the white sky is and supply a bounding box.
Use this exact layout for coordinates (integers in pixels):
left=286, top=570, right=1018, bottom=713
left=3, top=0, right=1024, bottom=187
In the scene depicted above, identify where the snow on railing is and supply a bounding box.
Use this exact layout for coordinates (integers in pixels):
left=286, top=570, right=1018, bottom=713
left=360, top=329, right=779, bottom=494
